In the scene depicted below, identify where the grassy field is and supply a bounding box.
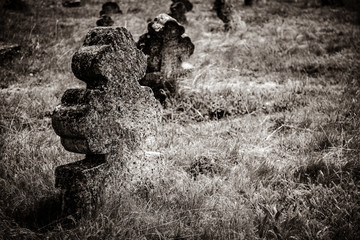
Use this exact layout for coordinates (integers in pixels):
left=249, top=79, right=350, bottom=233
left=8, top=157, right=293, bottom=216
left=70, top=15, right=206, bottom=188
left=0, top=0, right=359, bottom=239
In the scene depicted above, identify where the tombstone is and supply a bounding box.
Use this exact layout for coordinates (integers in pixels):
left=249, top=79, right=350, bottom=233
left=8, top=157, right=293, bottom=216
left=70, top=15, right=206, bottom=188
left=52, top=27, right=161, bottom=219
left=169, top=1, right=188, bottom=24
left=99, top=2, right=122, bottom=16
left=171, top=0, right=193, bottom=12
left=96, top=15, right=114, bottom=26
left=213, top=0, right=233, bottom=31
left=62, top=0, right=82, bottom=8
left=137, top=13, right=194, bottom=103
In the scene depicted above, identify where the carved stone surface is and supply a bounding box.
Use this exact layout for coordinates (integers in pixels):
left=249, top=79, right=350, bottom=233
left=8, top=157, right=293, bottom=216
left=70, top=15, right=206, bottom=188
left=169, top=2, right=188, bottom=24
left=99, top=2, right=122, bottom=16
left=171, top=0, right=193, bottom=12
left=55, top=156, right=107, bottom=218
left=96, top=15, right=114, bottom=26
left=213, top=0, right=233, bottom=31
left=52, top=27, right=161, bottom=218
left=137, top=14, right=194, bottom=102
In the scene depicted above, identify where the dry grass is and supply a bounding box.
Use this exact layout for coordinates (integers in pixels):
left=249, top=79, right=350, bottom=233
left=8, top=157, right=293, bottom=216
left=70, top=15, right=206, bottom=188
left=0, top=0, right=359, bottom=239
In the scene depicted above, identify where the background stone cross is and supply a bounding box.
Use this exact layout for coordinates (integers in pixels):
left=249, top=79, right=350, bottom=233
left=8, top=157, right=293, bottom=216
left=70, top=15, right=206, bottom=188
left=52, top=27, right=161, bottom=218
left=137, top=13, right=194, bottom=76
left=137, top=13, right=194, bottom=103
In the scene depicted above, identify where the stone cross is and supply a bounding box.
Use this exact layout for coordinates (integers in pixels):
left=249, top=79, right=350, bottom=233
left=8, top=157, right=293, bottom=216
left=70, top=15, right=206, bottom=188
left=137, top=13, right=194, bottom=103
left=52, top=27, right=161, bottom=219
left=213, top=0, right=233, bottom=31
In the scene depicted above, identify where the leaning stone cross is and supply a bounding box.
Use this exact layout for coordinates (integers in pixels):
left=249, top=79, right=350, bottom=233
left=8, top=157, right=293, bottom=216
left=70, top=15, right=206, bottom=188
left=52, top=27, right=161, bottom=218
left=137, top=13, right=194, bottom=103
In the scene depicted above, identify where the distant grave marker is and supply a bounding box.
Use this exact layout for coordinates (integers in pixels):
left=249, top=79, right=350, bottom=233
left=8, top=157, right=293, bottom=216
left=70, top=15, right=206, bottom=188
left=52, top=27, right=161, bottom=219
left=137, top=13, right=194, bottom=103
left=213, top=0, right=233, bottom=31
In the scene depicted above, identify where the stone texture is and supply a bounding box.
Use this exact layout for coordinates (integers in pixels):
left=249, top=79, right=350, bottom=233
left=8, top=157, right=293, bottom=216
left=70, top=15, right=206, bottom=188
left=169, top=2, right=188, bottom=24
left=213, top=0, right=233, bottom=31
left=55, top=155, right=107, bottom=218
left=137, top=14, right=194, bottom=103
left=96, top=15, right=114, bottom=26
left=99, top=2, right=122, bottom=16
left=52, top=27, right=161, bottom=218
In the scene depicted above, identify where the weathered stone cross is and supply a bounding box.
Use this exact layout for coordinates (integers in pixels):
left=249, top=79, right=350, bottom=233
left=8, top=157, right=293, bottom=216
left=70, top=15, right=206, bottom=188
left=52, top=27, right=161, bottom=218
left=137, top=13, right=194, bottom=103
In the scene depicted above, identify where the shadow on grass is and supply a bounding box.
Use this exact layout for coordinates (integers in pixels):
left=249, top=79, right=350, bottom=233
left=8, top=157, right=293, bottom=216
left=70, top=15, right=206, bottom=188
left=294, top=158, right=360, bottom=187
left=10, top=193, right=76, bottom=233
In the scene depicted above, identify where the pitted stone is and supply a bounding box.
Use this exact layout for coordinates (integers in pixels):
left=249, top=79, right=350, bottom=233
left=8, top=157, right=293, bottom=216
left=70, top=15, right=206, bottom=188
left=72, top=27, right=147, bottom=89
left=52, top=27, right=161, bottom=218
left=55, top=155, right=107, bottom=217
left=53, top=27, right=160, bottom=156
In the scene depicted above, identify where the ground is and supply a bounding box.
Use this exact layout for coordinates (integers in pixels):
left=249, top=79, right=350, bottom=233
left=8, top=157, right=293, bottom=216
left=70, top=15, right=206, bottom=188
left=0, top=0, right=359, bottom=239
